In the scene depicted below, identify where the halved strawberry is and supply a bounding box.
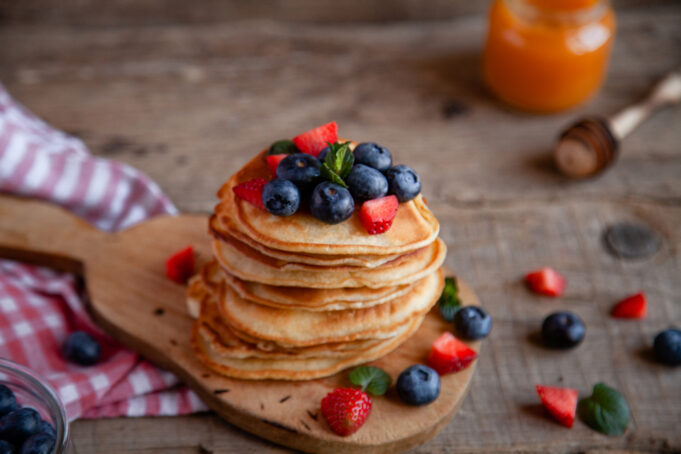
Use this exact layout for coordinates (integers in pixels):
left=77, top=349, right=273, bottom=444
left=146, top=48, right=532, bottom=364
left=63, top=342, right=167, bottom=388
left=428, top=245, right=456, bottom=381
left=321, top=388, right=372, bottom=436
left=232, top=178, right=266, bottom=209
left=525, top=267, right=566, bottom=297
left=427, top=332, right=478, bottom=375
left=292, top=121, right=338, bottom=157
left=536, top=385, right=578, bottom=428
left=359, top=195, right=398, bottom=235
left=165, top=246, right=195, bottom=284
left=266, top=154, right=287, bottom=177
left=611, top=292, right=647, bottom=319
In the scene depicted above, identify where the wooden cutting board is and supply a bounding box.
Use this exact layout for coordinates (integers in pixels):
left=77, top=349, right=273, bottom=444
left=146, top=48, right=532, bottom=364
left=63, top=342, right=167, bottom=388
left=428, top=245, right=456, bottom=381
left=0, top=195, right=481, bottom=454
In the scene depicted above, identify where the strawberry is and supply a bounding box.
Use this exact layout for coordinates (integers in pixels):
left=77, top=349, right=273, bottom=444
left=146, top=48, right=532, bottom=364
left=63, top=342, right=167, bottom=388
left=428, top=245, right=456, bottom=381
left=359, top=195, right=398, bottom=235
left=292, top=121, right=338, bottom=157
left=427, top=332, right=478, bottom=375
left=525, top=267, right=566, bottom=297
left=165, top=246, right=195, bottom=284
left=232, top=178, right=266, bottom=209
left=321, top=387, right=372, bottom=436
left=266, top=154, right=287, bottom=177
left=536, top=385, right=578, bottom=428
left=611, top=292, right=647, bottom=319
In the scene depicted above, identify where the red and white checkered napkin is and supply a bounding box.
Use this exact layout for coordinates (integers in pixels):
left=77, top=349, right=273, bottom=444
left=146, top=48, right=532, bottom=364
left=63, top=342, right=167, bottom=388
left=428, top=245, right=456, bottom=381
left=0, top=83, right=208, bottom=420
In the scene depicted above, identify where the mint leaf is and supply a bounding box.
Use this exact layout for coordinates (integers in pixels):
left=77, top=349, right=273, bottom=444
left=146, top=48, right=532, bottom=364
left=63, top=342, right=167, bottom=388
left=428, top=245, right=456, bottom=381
left=349, top=366, right=391, bottom=396
left=320, top=163, right=348, bottom=188
left=438, top=277, right=460, bottom=321
left=267, top=139, right=299, bottom=155
left=578, top=383, right=631, bottom=436
left=319, top=141, right=354, bottom=187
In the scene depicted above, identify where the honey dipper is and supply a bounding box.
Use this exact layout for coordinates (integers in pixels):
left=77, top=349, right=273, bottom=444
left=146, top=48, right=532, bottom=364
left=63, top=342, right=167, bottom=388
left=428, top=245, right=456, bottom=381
left=554, top=70, right=681, bottom=179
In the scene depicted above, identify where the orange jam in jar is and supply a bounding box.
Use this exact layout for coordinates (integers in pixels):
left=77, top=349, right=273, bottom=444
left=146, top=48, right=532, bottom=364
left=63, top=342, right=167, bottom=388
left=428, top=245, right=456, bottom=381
left=483, top=0, right=616, bottom=113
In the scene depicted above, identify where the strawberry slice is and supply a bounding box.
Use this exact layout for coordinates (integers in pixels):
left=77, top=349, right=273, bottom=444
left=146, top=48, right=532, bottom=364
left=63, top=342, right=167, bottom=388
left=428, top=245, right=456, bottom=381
left=536, top=385, right=578, bottom=428
left=165, top=246, right=195, bottom=284
left=359, top=195, right=398, bottom=235
left=427, top=332, right=478, bottom=375
left=611, top=292, right=647, bottom=319
left=525, top=267, right=566, bottom=297
left=292, top=121, right=338, bottom=157
left=266, top=154, right=287, bottom=177
left=232, top=178, right=266, bottom=209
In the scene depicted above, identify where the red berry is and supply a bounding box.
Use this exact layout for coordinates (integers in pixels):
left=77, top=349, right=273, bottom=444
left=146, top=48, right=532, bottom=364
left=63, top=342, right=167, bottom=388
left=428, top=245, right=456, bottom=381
left=611, top=292, right=647, bottom=319
left=427, top=332, right=477, bottom=375
left=165, top=246, right=195, bottom=284
left=232, top=178, right=267, bottom=210
left=292, top=122, right=338, bottom=157
left=536, top=385, right=578, bottom=428
left=266, top=154, right=287, bottom=177
left=321, top=388, right=371, bottom=436
left=359, top=195, right=398, bottom=235
left=525, top=267, right=566, bottom=297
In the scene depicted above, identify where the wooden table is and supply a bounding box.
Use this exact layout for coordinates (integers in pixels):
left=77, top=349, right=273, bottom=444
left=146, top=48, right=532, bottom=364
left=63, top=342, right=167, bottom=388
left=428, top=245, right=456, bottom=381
left=1, top=2, right=680, bottom=453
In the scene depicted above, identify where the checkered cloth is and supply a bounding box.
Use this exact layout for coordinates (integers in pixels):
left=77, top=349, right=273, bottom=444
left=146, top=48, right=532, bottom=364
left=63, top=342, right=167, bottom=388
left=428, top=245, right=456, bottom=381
left=0, top=83, right=208, bottom=420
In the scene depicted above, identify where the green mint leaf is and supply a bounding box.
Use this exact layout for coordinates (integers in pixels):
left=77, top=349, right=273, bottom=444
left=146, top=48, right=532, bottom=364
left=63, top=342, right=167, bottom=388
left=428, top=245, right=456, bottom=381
left=267, top=139, right=300, bottom=155
left=578, top=383, right=631, bottom=436
left=320, top=164, right=348, bottom=188
left=349, top=366, right=391, bottom=396
left=324, top=142, right=354, bottom=179
left=438, top=277, right=461, bottom=321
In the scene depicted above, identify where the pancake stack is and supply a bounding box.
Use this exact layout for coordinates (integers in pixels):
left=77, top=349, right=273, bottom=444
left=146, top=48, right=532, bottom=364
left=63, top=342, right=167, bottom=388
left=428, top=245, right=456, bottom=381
left=188, top=149, right=446, bottom=380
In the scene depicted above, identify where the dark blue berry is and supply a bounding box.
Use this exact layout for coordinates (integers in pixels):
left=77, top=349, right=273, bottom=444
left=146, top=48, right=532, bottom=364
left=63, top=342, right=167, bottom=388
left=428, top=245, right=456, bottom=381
left=262, top=179, right=300, bottom=216
left=346, top=164, right=388, bottom=201
left=276, top=153, right=321, bottom=192
left=396, top=365, right=440, bottom=406
left=653, top=328, right=681, bottom=366
left=541, top=312, right=585, bottom=349
left=353, top=142, right=392, bottom=172
left=38, top=420, right=56, bottom=439
left=0, top=441, right=14, bottom=454
left=20, top=433, right=54, bottom=454
left=454, top=306, right=492, bottom=340
left=309, top=182, right=354, bottom=225
left=0, top=407, right=41, bottom=444
left=385, top=165, right=421, bottom=202
left=317, top=146, right=331, bottom=162
left=62, top=331, right=101, bottom=366
left=0, top=385, right=17, bottom=417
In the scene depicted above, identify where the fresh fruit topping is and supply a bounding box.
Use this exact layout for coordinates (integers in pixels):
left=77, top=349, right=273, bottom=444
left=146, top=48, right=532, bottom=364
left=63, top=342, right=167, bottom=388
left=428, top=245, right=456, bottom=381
left=346, top=164, right=388, bottom=201
left=541, top=312, right=585, bottom=349
left=62, top=331, right=101, bottom=366
left=0, top=385, right=17, bottom=418
left=318, top=146, right=331, bottom=162
left=319, top=142, right=354, bottom=188
left=320, top=388, right=371, bottom=436
left=0, top=407, right=40, bottom=444
left=266, top=154, right=288, bottom=177
left=525, top=267, right=566, bottom=297
left=353, top=142, right=392, bottom=172
left=276, top=153, right=322, bottom=191
left=396, top=365, right=441, bottom=406
left=267, top=139, right=300, bottom=155
left=165, top=245, right=195, bottom=284
left=427, top=332, right=478, bottom=375
left=232, top=178, right=267, bottom=210
left=21, top=432, right=55, bottom=454
left=454, top=306, right=492, bottom=340
left=578, top=383, right=631, bottom=436
left=0, top=440, right=13, bottom=454
left=536, top=385, right=578, bottom=428
left=359, top=195, right=398, bottom=235
left=348, top=366, right=391, bottom=396
left=310, top=182, right=355, bottom=225
left=611, top=292, right=647, bottom=319
left=385, top=165, right=421, bottom=202
left=438, top=277, right=461, bottom=322
left=262, top=179, right=300, bottom=217
left=292, top=121, right=338, bottom=157
left=653, top=328, right=681, bottom=366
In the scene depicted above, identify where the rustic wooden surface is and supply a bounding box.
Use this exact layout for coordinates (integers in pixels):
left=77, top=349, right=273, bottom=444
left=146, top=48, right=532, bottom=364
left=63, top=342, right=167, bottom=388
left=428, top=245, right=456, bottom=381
left=0, top=1, right=680, bottom=453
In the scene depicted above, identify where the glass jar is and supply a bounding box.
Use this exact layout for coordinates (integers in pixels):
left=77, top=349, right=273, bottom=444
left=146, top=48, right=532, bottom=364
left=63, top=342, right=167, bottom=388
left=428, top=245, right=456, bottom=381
left=0, top=359, right=75, bottom=453
left=483, top=0, right=616, bottom=113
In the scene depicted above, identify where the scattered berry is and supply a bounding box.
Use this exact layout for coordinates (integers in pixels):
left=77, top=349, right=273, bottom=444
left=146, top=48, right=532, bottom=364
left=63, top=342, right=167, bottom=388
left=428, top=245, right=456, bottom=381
left=536, top=385, right=578, bottom=428
left=0, top=407, right=40, bottom=444
left=232, top=178, right=267, bottom=210
left=353, top=142, right=392, bottom=172
left=454, top=306, right=492, bottom=340
left=396, top=365, right=441, bottom=406
left=525, top=267, right=566, bottom=297
left=292, top=122, right=338, bottom=157
left=653, top=328, right=681, bottom=366
left=265, top=154, right=288, bottom=177
left=346, top=164, right=388, bottom=201
left=262, top=179, right=300, bottom=217
left=276, top=153, right=322, bottom=192
left=267, top=139, right=299, bottom=155
left=0, top=385, right=17, bottom=417
left=320, top=388, right=371, bottom=436
left=165, top=245, right=195, bottom=284
left=385, top=165, right=421, bottom=202
left=62, top=331, right=101, bottom=366
left=0, top=441, right=13, bottom=454
left=542, top=312, right=585, bottom=349
left=611, top=292, right=647, bottom=319
left=359, top=195, right=398, bottom=235
left=427, top=332, right=478, bottom=375
left=310, top=182, right=355, bottom=225
left=20, top=432, right=55, bottom=454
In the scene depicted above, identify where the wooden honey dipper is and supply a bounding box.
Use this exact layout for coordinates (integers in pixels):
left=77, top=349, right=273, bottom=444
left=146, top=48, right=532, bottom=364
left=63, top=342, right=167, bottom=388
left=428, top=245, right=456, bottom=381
left=555, top=70, right=681, bottom=178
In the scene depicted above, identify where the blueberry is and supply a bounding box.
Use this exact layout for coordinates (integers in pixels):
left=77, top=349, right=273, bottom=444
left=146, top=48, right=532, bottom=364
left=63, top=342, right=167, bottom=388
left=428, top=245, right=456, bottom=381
left=0, top=385, right=17, bottom=417
left=0, top=441, right=14, bottom=454
left=20, top=433, right=54, bottom=454
left=541, top=311, right=585, bottom=349
left=346, top=164, right=389, bottom=201
left=309, top=182, right=354, bottom=225
left=317, top=146, right=331, bottom=162
left=454, top=306, right=492, bottom=340
left=276, top=153, right=321, bottom=192
left=262, top=179, right=300, bottom=216
left=62, top=331, right=101, bottom=366
left=0, top=407, right=41, bottom=444
left=396, top=365, right=440, bottom=406
left=353, top=142, right=392, bottom=172
left=653, top=328, right=681, bottom=366
left=385, top=165, right=421, bottom=202
left=38, top=420, right=56, bottom=439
